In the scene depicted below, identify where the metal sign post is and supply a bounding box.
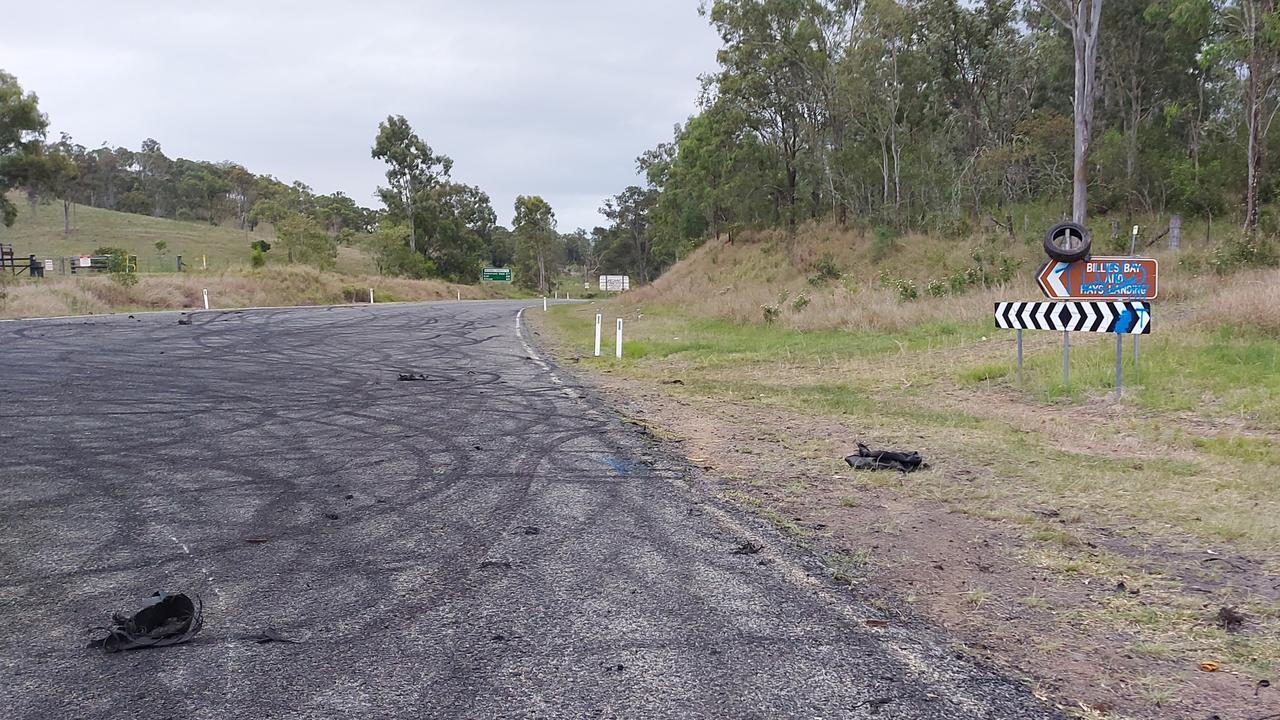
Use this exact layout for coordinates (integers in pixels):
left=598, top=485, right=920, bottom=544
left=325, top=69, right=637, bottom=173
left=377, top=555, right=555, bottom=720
left=1016, top=329, right=1024, bottom=384
left=1063, top=331, right=1070, bottom=386
left=1005, top=222, right=1157, bottom=395
left=1115, top=334, right=1124, bottom=397
left=997, top=300, right=1151, bottom=393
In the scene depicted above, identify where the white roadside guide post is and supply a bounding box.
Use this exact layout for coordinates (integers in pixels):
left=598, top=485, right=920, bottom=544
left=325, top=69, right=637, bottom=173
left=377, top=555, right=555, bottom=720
left=594, top=313, right=602, bottom=356
left=369, top=288, right=374, bottom=304
left=457, top=290, right=461, bottom=301
left=543, top=296, right=548, bottom=311
left=202, top=288, right=210, bottom=310
left=615, top=318, right=623, bottom=359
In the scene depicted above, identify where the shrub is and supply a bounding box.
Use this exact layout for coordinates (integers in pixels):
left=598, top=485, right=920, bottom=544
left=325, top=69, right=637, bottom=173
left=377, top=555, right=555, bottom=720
left=762, top=304, right=781, bottom=324
left=386, top=246, right=437, bottom=279
left=969, top=242, right=1020, bottom=286
left=1099, top=225, right=1133, bottom=254
left=249, top=249, right=267, bottom=268
left=1208, top=234, right=1278, bottom=275
left=940, top=217, right=972, bottom=241
left=927, top=278, right=947, bottom=297
left=879, top=271, right=918, bottom=302
left=92, top=246, right=130, bottom=273
left=871, top=226, right=898, bottom=261
left=92, top=246, right=138, bottom=285
left=1178, top=252, right=1206, bottom=274
left=807, top=253, right=842, bottom=285
left=791, top=292, right=810, bottom=312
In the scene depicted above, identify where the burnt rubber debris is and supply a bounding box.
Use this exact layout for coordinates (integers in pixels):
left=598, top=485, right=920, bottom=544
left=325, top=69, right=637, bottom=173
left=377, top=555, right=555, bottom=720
left=1216, top=606, right=1246, bottom=632
left=844, top=443, right=926, bottom=473
left=89, top=592, right=203, bottom=652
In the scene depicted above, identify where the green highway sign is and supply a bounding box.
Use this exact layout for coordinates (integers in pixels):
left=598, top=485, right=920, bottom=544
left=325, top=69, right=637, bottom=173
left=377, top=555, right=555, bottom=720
left=482, top=267, right=512, bottom=282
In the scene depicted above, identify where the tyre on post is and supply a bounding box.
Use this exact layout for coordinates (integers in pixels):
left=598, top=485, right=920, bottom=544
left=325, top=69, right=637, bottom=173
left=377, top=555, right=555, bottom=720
left=1043, top=221, right=1092, bottom=263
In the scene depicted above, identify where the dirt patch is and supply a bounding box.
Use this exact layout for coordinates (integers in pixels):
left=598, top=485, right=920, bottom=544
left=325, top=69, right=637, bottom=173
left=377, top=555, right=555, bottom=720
left=572, top=370, right=1279, bottom=720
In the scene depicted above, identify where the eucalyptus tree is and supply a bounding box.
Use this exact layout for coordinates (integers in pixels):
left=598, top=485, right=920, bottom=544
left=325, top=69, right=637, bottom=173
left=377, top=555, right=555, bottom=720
left=0, top=70, right=48, bottom=228
left=1038, top=0, right=1105, bottom=225
left=513, top=195, right=557, bottom=292
left=703, top=0, right=846, bottom=228
left=372, top=115, right=452, bottom=253
left=601, top=185, right=659, bottom=283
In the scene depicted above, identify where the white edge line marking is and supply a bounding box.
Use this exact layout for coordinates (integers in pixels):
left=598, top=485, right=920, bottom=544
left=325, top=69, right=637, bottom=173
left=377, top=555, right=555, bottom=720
left=510, top=305, right=1005, bottom=716
left=515, top=307, right=577, bottom=399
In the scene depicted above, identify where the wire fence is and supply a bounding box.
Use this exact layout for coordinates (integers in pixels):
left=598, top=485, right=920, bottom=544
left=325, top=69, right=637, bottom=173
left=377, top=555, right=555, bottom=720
left=38, top=254, right=241, bottom=276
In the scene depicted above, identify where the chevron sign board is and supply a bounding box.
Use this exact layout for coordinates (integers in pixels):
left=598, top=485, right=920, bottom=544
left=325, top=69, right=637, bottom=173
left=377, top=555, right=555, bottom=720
left=995, top=301, right=1152, bottom=334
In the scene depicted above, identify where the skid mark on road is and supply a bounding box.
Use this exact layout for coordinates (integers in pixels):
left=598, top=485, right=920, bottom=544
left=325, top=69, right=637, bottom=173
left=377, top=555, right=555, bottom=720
left=0, top=301, right=1060, bottom=719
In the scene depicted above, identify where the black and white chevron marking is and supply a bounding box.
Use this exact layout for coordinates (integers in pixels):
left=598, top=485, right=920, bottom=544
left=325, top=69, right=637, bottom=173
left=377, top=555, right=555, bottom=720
left=995, top=301, right=1151, bottom=334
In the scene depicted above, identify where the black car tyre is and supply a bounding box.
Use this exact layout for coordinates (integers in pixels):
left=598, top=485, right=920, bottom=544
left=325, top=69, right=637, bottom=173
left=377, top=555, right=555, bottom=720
left=1043, top=221, right=1091, bottom=263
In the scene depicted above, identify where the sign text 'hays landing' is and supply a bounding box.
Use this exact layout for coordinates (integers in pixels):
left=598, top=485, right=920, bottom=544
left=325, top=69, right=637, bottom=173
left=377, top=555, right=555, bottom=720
left=1037, top=257, right=1159, bottom=301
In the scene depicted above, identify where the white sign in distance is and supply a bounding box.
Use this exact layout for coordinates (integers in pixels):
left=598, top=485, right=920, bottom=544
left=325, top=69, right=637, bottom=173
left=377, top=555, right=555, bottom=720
left=598, top=275, right=630, bottom=292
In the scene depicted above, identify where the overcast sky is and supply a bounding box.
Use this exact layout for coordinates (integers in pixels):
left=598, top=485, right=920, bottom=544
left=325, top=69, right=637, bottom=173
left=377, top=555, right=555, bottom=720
left=0, top=1, right=721, bottom=230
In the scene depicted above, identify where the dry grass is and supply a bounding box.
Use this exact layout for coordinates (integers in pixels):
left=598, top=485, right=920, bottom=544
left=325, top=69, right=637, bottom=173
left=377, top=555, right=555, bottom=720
left=1189, top=267, right=1280, bottom=335
left=625, top=222, right=1276, bottom=337
left=0, top=266, right=519, bottom=319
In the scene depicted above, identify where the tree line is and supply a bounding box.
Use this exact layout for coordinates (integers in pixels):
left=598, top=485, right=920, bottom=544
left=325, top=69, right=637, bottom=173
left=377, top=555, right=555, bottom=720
left=0, top=70, right=377, bottom=271
left=1, top=70, right=650, bottom=289
left=15, top=0, right=1275, bottom=295
left=588, top=0, right=1280, bottom=284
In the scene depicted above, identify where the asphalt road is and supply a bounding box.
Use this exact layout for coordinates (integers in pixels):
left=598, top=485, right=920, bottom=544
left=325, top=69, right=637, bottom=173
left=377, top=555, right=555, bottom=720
left=0, top=300, right=1060, bottom=719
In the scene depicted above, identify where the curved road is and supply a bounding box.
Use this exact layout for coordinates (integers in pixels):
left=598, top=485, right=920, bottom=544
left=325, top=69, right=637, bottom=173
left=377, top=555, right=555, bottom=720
left=0, top=300, right=1058, bottom=719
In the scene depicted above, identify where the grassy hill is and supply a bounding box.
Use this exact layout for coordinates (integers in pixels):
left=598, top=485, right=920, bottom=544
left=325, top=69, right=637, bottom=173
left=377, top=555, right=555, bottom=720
left=0, top=195, right=529, bottom=318
left=0, top=194, right=374, bottom=274
left=556, top=215, right=1279, bottom=424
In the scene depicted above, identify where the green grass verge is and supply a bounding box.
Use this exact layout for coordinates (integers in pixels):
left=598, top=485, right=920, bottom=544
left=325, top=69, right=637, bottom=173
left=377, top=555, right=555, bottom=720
left=960, top=325, right=1280, bottom=428
left=550, top=303, right=987, bottom=367
left=544, top=301, right=1280, bottom=550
